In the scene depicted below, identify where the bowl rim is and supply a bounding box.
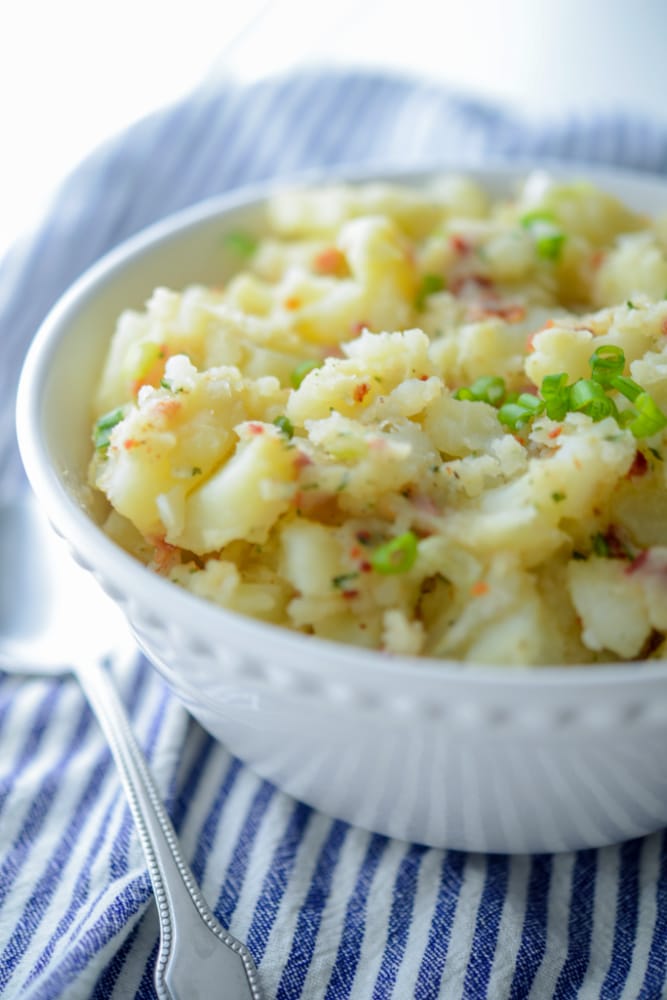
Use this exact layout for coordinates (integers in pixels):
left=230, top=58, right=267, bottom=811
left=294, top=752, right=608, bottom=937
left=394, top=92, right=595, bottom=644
left=16, top=157, right=667, bottom=690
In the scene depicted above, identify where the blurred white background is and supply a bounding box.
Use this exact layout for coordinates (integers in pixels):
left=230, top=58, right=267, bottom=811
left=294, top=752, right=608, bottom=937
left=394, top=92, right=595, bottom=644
left=2, top=0, right=666, bottom=258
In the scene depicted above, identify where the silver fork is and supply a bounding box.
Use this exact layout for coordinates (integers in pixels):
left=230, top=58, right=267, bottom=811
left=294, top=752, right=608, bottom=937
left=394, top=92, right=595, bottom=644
left=0, top=495, right=261, bottom=1000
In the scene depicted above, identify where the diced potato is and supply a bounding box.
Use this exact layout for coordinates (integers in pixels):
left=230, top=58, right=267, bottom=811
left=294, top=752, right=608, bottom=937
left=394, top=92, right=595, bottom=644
left=89, top=174, right=667, bottom=666
left=568, top=557, right=651, bottom=658
left=174, top=424, right=297, bottom=553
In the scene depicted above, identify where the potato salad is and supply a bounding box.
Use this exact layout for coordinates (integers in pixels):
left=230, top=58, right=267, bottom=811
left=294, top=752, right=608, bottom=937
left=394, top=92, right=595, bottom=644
left=89, top=174, right=667, bottom=665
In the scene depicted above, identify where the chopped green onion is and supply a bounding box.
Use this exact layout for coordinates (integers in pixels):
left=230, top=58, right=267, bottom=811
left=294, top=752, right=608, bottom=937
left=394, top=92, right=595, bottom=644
left=370, top=531, right=418, bottom=574
left=93, top=407, right=125, bottom=452
left=454, top=375, right=506, bottom=407
left=497, top=403, right=530, bottom=431
left=519, top=210, right=558, bottom=227
left=520, top=212, right=566, bottom=261
left=568, top=379, right=616, bottom=421
left=415, top=273, right=446, bottom=309
left=590, top=345, right=625, bottom=386
left=273, top=415, right=294, bottom=439
left=223, top=230, right=257, bottom=258
left=535, top=231, right=566, bottom=261
left=290, top=359, right=321, bottom=388
left=498, top=397, right=543, bottom=431
left=541, top=372, right=570, bottom=420
left=609, top=374, right=643, bottom=403
left=626, top=392, right=667, bottom=438
left=516, top=393, right=545, bottom=415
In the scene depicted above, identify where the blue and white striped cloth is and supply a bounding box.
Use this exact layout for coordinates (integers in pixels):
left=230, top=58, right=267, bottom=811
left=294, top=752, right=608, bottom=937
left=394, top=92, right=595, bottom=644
left=2, top=68, right=667, bottom=1000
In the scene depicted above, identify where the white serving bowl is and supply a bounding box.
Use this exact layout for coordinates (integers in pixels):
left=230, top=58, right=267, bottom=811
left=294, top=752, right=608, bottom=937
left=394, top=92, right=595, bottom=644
left=16, top=163, right=667, bottom=854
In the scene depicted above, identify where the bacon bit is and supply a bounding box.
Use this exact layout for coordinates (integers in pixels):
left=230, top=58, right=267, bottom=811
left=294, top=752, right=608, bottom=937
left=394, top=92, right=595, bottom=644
left=313, top=246, right=347, bottom=276
left=284, top=295, right=301, bottom=310
left=350, top=545, right=362, bottom=559
left=351, top=320, right=369, bottom=336
left=450, top=234, right=471, bottom=256
left=548, top=426, right=563, bottom=440
left=360, top=560, right=372, bottom=573
left=418, top=374, right=429, bottom=381
left=591, top=249, right=606, bottom=270
left=626, top=550, right=650, bottom=575
left=123, top=437, right=141, bottom=450
left=151, top=537, right=180, bottom=575
left=600, top=525, right=636, bottom=561
left=342, top=590, right=359, bottom=600
left=450, top=274, right=494, bottom=296
left=470, top=580, right=489, bottom=597
left=469, top=303, right=526, bottom=323
left=154, top=399, right=181, bottom=419
left=526, top=332, right=538, bottom=353
left=131, top=343, right=169, bottom=396
left=353, top=382, right=370, bottom=403
left=412, top=494, right=440, bottom=516
left=661, top=318, right=667, bottom=336
left=526, top=320, right=555, bottom=353
left=247, top=422, right=265, bottom=435
left=294, top=450, right=313, bottom=470
left=627, top=450, right=649, bottom=478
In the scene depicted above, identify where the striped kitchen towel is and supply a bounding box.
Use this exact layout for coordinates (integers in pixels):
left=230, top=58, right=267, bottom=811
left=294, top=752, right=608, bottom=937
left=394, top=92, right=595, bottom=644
left=2, top=67, right=667, bottom=1000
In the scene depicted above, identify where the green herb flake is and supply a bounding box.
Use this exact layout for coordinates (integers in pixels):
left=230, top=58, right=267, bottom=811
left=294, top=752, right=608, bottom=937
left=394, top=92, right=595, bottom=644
left=592, top=532, right=610, bottom=558
left=191, top=466, right=202, bottom=476
left=415, top=273, right=446, bottom=309
left=627, top=300, right=638, bottom=310
left=93, top=407, right=125, bottom=452
left=536, top=231, right=566, bottom=261
left=332, top=572, right=360, bottom=590
left=551, top=491, right=567, bottom=502
left=223, top=230, right=258, bottom=258
left=291, top=359, right=321, bottom=389
left=273, top=415, right=294, bottom=439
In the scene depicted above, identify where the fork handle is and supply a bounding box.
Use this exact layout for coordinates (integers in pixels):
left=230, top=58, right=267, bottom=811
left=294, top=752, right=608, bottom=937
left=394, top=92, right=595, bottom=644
left=75, top=654, right=262, bottom=1000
